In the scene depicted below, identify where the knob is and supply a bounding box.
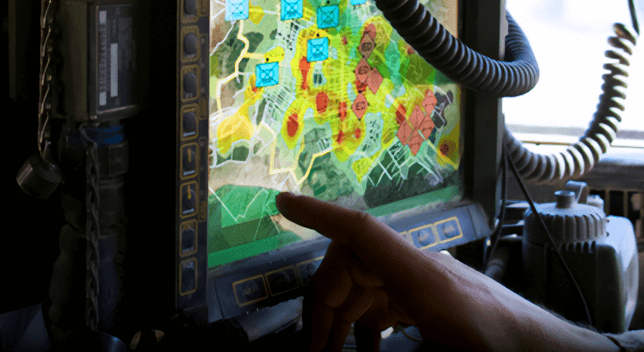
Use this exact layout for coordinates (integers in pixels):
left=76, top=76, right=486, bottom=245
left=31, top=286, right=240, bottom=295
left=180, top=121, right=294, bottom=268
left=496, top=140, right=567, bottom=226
left=524, top=189, right=607, bottom=245
left=555, top=190, right=576, bottom=209
left=16, top=154, right=63, bottom=199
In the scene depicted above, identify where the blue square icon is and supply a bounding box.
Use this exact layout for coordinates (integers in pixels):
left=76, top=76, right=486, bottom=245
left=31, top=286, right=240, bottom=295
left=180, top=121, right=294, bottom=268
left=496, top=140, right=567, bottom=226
left=307, top=37, right=329, bottom=62
left=225, top=0, right=249, bottom=21
left=317, top=5, right=339, bottom=29
left=281, top=0, right=303, bottom=21
left=350, top=0, right=366, bottom=5
left=256, top=62, right=280, bottom=87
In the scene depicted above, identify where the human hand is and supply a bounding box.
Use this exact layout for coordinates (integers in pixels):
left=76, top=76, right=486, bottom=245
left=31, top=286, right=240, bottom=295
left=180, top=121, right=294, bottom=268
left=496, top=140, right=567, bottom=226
left=275, top=192, right=514, bottom=352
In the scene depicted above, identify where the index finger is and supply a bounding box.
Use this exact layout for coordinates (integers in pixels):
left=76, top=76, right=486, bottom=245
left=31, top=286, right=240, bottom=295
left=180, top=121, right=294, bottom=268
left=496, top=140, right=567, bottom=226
left=275, top=192, right=426, bottom=280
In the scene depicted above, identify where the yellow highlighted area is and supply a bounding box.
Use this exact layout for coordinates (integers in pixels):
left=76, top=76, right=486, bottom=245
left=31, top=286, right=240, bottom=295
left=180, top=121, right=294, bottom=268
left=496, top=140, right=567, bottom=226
left=216, top=77, right=264, bottom=155
left=249, top=4, right=265, bottom=25
left=264, top=47, right=285, bottom=63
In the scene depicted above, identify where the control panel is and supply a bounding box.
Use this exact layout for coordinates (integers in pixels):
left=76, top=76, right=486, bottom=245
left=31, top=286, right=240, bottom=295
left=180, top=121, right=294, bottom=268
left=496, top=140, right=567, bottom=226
left=389, top=203, right=488, bottom=251
left=206, top=203, right=487, bottom=322
left=176, top=0, right=210, bottom=312
left=208, top=239, right=329, bottom=322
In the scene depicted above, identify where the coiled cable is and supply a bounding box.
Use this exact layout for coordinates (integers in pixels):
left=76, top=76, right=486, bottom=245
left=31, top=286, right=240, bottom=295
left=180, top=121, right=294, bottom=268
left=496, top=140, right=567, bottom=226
left=505, top=23, right=638, bottom=184
left=374, top=0, right=539, bottom=97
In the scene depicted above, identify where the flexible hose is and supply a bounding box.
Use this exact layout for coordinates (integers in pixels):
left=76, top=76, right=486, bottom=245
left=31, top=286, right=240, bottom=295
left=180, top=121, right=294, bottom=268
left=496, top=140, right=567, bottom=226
left=505, top=24, right=638, bottom=184
left=374, top=0, right=539, bottom=97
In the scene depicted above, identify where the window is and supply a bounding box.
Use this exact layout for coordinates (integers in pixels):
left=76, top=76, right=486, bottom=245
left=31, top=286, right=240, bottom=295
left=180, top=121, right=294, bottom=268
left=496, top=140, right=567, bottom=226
left=504, top=0, right=644, bottom=147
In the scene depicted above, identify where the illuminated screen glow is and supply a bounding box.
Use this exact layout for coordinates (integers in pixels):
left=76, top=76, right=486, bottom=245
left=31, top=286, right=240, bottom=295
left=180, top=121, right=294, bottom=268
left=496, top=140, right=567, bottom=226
left=208, top=0, right=461, bottom=268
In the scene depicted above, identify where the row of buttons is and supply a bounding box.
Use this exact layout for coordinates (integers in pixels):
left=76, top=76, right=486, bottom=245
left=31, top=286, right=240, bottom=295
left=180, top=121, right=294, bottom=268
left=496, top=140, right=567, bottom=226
left=232, top=257, right=323, bottom=307
left=400, top=217, right=463, bottom=250
left=177, top=0, right=207, bottom=302
left=227, top=219, right=462, bottom=305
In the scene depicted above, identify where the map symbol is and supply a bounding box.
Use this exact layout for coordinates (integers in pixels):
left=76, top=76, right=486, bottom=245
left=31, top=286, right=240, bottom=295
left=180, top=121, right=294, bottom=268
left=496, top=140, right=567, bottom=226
left=317, top=5, right=339, bottom=29
left=352, top=93, right=368, bottom=120
left=307, top=37, right=329, bottom=62
left=355, top=58, right=371, bottom=83
left=281, top=0, right=303, bottom=21
left=225, top=0, right=249, bottom=21
left=367, top=69, right=383, bottom=94
left=359, top=33, right=375, bottom=59
left=256, top=62, right=280, bottom=87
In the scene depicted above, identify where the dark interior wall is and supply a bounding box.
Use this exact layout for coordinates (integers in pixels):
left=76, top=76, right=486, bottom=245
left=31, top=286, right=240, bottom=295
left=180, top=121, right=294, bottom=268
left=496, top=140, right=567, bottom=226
left=2, top=1, right=65, bottom=316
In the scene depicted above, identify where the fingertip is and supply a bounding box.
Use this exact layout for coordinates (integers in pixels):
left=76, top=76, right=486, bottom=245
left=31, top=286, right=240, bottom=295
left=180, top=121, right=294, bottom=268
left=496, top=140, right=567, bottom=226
left=276, top=191, right=296, bottom=216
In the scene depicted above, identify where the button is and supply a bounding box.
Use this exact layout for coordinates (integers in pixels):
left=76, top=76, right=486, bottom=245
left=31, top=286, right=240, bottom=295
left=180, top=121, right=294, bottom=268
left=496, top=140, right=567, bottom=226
left=183, top=72, right=198, bottom=100
left=436, top=218, right=461, bottom=240
left=415, top=227, right=435, bottom=247
left=184, top=33, right=198, bottom=57
left=182, top=145, right=197, bottom=177
left=296, top=258, right=323, bottom=286
left=233, top=276, right=268, bottom=306
left=184, top=0, right=198, bottom=16
left=266, top=267, right=299, bottom=296
left=181, top=183, right=197, bottom=216
left=180, top=260, right=197, bottom=294
left=401, top=232, right=414, bottom=245
left=181, top=226, right=196, bottom=256
left=183, top=111, right=197, bottom=138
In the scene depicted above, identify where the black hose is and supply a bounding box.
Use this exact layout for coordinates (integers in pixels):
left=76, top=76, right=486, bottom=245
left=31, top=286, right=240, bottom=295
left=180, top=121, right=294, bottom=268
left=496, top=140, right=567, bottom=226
left=375, top=0, right=539, bottom=97
left=505, top=24, right=638, bottom=184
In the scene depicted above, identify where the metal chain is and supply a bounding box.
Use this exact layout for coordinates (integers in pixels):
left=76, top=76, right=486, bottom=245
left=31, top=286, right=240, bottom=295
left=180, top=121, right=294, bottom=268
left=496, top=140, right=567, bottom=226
left=38, top=0, right=101, bottom=333
left=82, top=126, right=101, bottom=332
left=38, top=0, right=55, bottom=162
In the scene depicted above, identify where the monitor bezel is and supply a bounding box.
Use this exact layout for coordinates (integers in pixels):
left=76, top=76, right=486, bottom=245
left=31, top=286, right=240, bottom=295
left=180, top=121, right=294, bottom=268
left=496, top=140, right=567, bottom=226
left=129, top=0, right=504, bottom=327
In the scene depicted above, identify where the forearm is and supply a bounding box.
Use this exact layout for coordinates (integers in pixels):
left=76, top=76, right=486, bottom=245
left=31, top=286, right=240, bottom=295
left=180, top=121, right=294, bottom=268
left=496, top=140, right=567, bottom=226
left=510, top=300, right=620, bottom=352
left=471, top=274, right=620, bottom=351
left=426, top=255, right=620, bottom=351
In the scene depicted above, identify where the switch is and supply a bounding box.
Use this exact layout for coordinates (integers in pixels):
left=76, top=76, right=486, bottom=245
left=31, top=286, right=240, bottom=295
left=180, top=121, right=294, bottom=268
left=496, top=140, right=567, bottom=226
left=183, top=111, right=197, bottom=138
left=234, top=276, right=268, bottom=306
left=180, top=260, right=197, bottom=294
left=182, top=145, right=197, bottom=177
left=184, top=33, right=198, bottom=57
left=415, top=227, right=435, bottom=247
left=437, top=219, right=461, bottom=240
left=297, top=258, right=322, bottom=286
left=183, top=72, right=198, bottom=100
left=184, top=0, right=198, bottom=16
left=181, top=183, right=197, bottom=216
left=267, top=267, right=299, bottom=296
left=181, top=226, right=196, bottom=256
left=401, top=232, right=414, bottom=244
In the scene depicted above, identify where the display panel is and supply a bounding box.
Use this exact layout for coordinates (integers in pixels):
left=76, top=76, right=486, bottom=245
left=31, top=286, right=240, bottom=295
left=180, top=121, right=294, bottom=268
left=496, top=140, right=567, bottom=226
left=208, top=0, right=462, bottom=269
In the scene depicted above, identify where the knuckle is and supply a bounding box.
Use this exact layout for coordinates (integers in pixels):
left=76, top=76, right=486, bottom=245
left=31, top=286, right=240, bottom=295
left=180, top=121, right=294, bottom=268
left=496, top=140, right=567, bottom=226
left=349, top=211, right=374, bottom=245
left=352, top=210, right=373, bottom=229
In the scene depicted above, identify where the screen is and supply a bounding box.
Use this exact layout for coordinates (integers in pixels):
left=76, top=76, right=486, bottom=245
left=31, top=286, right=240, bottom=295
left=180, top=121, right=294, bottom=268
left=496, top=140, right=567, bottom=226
left=207, top=0, right=462, bottom=269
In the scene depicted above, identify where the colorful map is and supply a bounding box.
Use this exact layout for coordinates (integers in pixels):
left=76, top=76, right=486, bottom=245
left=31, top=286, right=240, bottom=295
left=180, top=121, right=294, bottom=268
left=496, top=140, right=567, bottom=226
left=208, top=0, right=461, bottom=267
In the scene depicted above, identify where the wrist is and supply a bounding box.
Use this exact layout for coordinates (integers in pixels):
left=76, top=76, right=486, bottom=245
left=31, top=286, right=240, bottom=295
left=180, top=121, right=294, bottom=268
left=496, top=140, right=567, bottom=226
left=512, top=303, right=621, bottom=352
